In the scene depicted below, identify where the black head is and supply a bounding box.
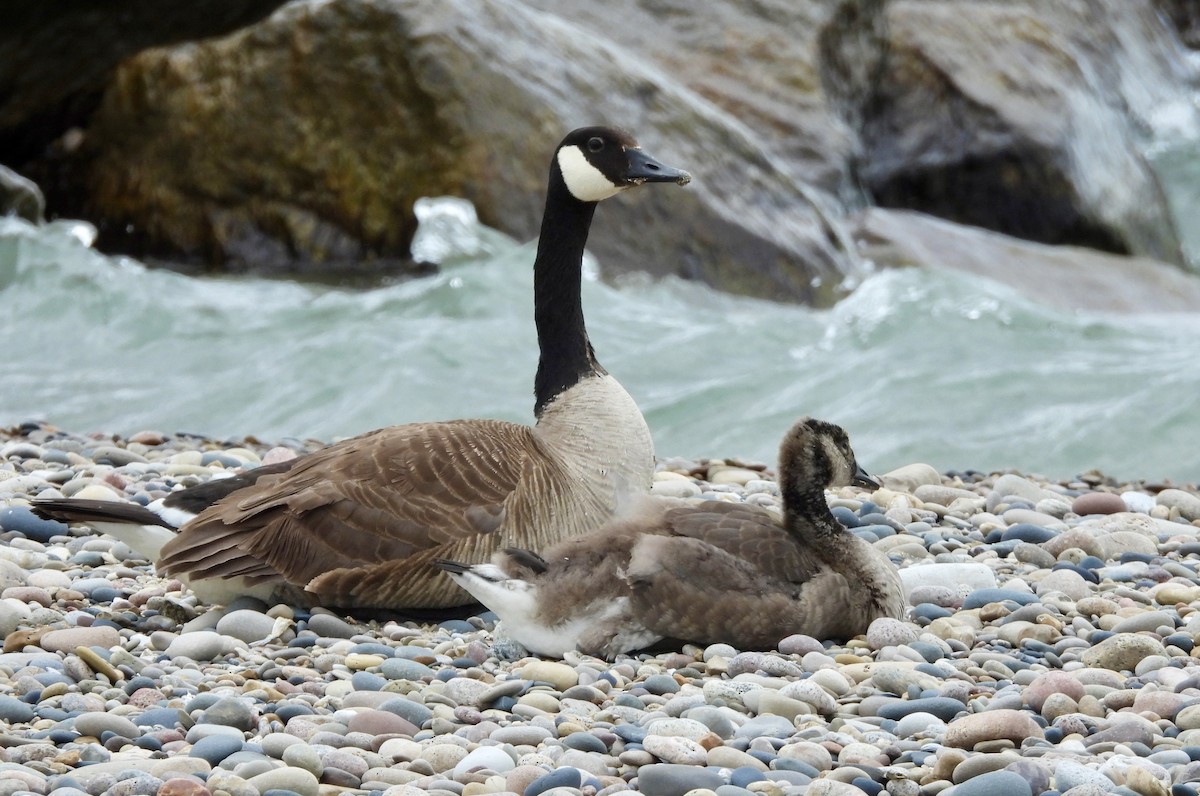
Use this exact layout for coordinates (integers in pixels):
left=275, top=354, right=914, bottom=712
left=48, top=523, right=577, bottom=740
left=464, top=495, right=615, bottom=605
left=554, top=126, right=691, bottom=203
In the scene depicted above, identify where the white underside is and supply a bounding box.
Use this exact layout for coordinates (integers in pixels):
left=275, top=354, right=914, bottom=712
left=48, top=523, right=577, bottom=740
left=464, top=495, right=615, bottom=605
left=91, top=515, right=274, bottom=607
left=445, top=565, right=650, bottom=658
left=90, top=520, right=176, bottom=563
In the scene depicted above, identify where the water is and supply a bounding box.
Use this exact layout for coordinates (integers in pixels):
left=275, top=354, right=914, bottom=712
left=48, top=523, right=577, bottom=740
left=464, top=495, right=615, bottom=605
left=3, top=207, right=1198, bottom=484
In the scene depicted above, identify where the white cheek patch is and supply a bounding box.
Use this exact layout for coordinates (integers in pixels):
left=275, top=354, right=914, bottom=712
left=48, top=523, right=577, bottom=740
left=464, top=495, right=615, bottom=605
left=557, top=145, right=625, bottom=202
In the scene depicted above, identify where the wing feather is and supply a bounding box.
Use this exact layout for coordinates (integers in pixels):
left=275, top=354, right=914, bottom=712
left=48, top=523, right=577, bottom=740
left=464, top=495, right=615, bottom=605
left=158, top=419, right=536, bottom=602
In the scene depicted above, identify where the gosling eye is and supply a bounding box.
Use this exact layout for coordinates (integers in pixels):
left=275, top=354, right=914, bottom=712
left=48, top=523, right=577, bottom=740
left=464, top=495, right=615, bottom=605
left=587, top=136, right=604, bottom=153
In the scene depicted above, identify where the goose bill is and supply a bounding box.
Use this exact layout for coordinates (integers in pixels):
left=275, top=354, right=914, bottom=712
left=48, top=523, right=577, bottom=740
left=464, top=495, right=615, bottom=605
left=852, top=466, right=882, bottom=490
left=624, top=148, right=691, bottom=185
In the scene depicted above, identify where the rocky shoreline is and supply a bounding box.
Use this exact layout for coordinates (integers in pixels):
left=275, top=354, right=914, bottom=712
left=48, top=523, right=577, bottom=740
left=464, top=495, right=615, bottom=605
left=2, top=423, right=1200, bottom=796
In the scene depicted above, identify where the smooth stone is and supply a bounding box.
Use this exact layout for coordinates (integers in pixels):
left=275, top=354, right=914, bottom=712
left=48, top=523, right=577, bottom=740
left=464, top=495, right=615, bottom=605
left=1034, top=569, right=1092, bottom=601
left=1054, top=759, right=1114, bottom=792
left=526, top=767, right=582, bottom=796
left=165, top=632, right=228, bottom=661
left=215, top=610, right=278, bottom=644
left=961, top=588, right=1039, bottom=609
left=380, top=658, right=435, bottom=681
left=1111, top=611, right=1176, bottom=634
left=379, top=697, right=433, bottom=728
left=1072, top=492, right=1128, bottom=516
left=636, top=765, right=724, bottom=796
left=190, top=734, right=245, bottom=765
left=1081, top=634, right=1168, bottom=671
left=346, top=709, right=419, bottom=737
left=1001, top=523, right=1056, bottom=544
left=991, top=475, right=1051, bottom=506
left=245, top=767, right=319, bottom=796
left=1023, top=671, right=1084, bottom=712
left=441, top=677, right=492, bottom=708
left=866, top=617, right=920, bottom=649
left=648, top=720, right=710, bottom=744
left=944, top=709, right=1045, bottom=749
left=776, top=680, right=838, bottom=716
left=881, top=463, right=943, bottom=491
left=949, top=770, right=1033, bottom=796
left=74, top=712, right=141, bottom=739
left=1158, top=489, right=1200, bottom=521
left=39, top=626, right=121, bottom=653
left=643, top=735, right=707, bottom=766
left=0, top=506, right=68, bottom=542
left=0, top=694, right=36, bottom=723
left=200, top=697, right=256, bottom=731
left=305, top=614, right=357, bottom=639
left=519, top=660, right=579, bottom=690
left=733, top=714, right=795, bottom=739
left=281, top=743, right=322, bottom=776
left=875, top=697, right=966, bottom=722
left=894, top=711, right=947, bottom=738
left=914, top=484, right=980, bottom=506
left=1122, top=492, right=1157, bottom=513
left=451, top=746, right=515, bottom=777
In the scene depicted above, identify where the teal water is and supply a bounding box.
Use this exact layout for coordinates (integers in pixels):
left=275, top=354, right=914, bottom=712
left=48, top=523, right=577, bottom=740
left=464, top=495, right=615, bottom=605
left=2, top=212, right=1198, bottom=483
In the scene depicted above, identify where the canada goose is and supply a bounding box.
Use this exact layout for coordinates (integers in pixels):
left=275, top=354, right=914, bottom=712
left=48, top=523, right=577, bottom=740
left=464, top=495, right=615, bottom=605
left=33, top=126, right=691, bottom=610
left=437, top=417, right=906, bottom=658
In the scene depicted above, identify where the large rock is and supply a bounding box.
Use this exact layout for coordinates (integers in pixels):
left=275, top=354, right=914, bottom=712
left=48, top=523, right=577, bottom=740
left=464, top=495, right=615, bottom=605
left=68, top=0, right=861, bottom=299
left=0, top=1, right=288, bottom=165
left=521, top=0, right=885, bottom=202
left=861, top=0, right=1189, bottom=264
left=1156, top=0, right=1200, bottom=48
left=852, top=208, right=1200, bottom=313
left=4, top=0, right=1196, bottom=305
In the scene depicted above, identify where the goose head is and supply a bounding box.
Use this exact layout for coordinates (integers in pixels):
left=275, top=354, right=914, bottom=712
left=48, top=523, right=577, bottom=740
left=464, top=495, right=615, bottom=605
left=779, top=417, right=880, bottom=511
left=554, top=126, right=691, bottom=203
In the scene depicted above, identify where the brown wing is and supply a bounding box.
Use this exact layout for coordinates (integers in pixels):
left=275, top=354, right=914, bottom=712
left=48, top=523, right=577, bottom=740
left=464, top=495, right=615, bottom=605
left=158, top=418, right=536, bottom=597
left=658, top=502, right=822, bottom=584
left=624, top=534, right=864, bottom=647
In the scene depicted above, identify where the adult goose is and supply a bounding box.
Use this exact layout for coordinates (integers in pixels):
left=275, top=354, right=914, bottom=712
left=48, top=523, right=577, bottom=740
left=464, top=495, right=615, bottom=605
left=33, top=126, right=691, bottom=610
left=437, top=417, right=907, bottom=658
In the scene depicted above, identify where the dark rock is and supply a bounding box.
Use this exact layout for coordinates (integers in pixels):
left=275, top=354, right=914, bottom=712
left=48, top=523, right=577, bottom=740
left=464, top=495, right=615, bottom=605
left=188, top=734, right=244, bottom=765
left=875, top=696, right=966, bottom=722
left=635, top=764, right=725, bottom=796
left=0, top=506, right=67, bottom=542
left=526, top=767, right=582, bottom=796
left=61, top=0, right=860, bottom=302
left=948, top=769, right=1032, bottom=796
left=1157, top=0, right=1200, bottom=47
left=961, top=588, right=1041, bottom=610
left=861, top=0, right=1186, bottom=264
left=1001, top=524, right=1057, bottom=544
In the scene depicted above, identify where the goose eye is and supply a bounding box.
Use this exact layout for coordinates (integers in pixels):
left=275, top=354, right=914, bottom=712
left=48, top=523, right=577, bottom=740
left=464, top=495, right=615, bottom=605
left=587, top=137, right=604, bottom=152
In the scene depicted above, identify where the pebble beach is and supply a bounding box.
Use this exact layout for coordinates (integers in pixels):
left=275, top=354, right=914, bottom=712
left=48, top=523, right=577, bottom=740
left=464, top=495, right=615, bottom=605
left=2, top=424, right=1200, bottom=796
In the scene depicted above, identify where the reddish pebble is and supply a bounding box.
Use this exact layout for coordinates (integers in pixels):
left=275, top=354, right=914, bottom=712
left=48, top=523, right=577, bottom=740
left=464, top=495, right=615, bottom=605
left=345, top=709, right=419, bottom=737
left=1023, top=670, right=1085, bottom=712
left=1072, top=492, right=1127, bottom=515
left=1, top=587, right=52, bottom=607
left=262, top=446, right=299, bottom=466
left=129, top=430, right=167, bottom=445
left=158, top=777, right=211, bottom=796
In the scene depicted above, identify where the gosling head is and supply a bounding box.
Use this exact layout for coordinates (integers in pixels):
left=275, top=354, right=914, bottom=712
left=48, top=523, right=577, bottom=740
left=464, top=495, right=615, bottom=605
left=555, top=126, right=691, bottom=203
left=780, top=417, right=880, bottom=492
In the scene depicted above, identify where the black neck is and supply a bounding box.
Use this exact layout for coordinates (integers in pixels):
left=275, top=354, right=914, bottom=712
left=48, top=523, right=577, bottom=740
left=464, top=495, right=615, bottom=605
left=533, top=166, right=605, bottom=416
left=781, top=446, right=841, bottom=543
